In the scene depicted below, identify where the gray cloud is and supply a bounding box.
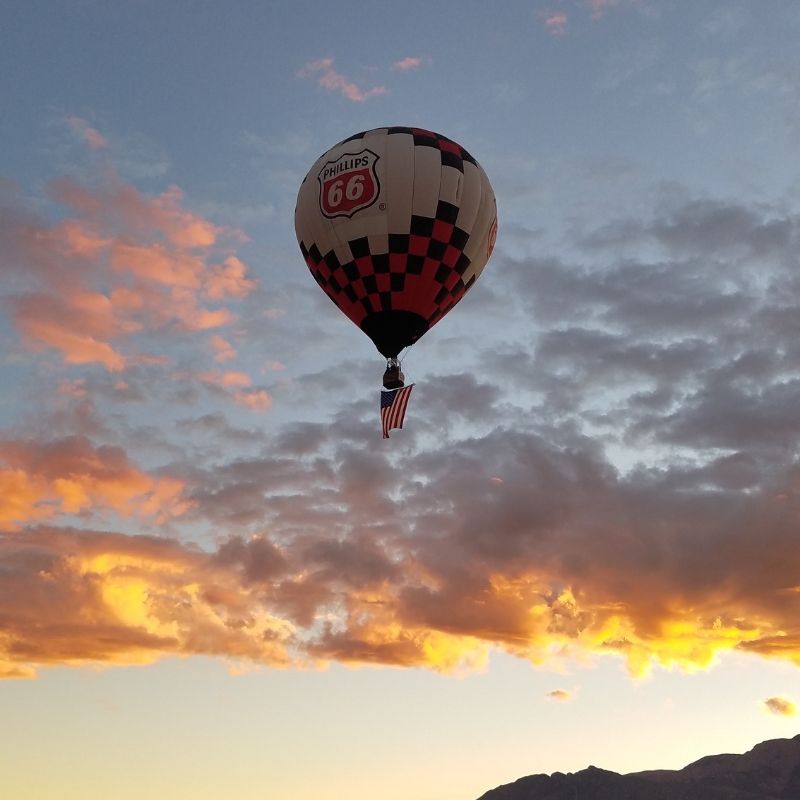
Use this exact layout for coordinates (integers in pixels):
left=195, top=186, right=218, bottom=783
left=4, top=167, right=800, bottom=679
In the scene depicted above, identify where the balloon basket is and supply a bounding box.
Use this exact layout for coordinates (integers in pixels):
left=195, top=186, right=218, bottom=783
left=382, top=359, right=405, bottom=389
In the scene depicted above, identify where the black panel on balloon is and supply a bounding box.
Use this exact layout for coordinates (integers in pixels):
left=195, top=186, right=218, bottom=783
left=361, top=311, right=429, bottom=358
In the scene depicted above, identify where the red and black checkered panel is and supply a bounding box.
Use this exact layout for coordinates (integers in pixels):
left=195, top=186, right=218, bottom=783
left=340, top=127, right=477, bottom=174
left=300, top=198, right=477, bottom=331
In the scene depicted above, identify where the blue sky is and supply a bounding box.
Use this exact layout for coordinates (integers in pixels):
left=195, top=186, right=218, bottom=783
left=2, top=2, right=800, bottom=799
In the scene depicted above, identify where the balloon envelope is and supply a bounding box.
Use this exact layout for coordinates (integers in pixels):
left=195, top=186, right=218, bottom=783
left=295, top=127, right=497, bottom=358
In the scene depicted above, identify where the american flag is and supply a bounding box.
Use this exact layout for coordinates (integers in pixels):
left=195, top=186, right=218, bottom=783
left=381, top=384, right=414, bottom=438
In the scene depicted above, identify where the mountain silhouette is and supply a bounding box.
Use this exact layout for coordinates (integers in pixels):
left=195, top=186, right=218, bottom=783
left=477, top=735, right=800, bottom=800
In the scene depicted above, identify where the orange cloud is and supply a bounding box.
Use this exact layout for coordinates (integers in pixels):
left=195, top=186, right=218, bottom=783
left=302, top=577, right=491, bottom=674
left=54, top=219, right=111, bottom=258
left=2, top=165, right=254, bottom=371
left=207, top=256, right=257, bottom=300
left=197, top=370, right=252, bottom=389
left=0, top=437, right=191, bottom=530
left=12, top=291, right=131, bottom=371
left=293, top=566, right=781, bottom=678
left=183, top=370, right=272, bottom=411
left=0, top=506, right=798, bottom=679
left=50, top=177, right=222, bottom=249
left=167, top=288, right=236, bottom=331
left=764, top=696, right=796, bottom=716
left=2, top=420, right=800, bottom=680
left=0, top=529, right=295, bottom=677
left=57, top=379, right=88, bottom=398
left=233, top=389, right=272, bottom=411
left=297, top=58, right=387, bottom=102
left=210, top=334, right=237, bottom=363
left=0, top=470, right=51, bottom=528
left=109, top=241, right=206, bottom=288
left=547, top=689, right=573, bottom=701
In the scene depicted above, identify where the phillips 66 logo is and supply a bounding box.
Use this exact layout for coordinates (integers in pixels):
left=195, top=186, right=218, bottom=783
left=318, top=149, right=380, bottom=219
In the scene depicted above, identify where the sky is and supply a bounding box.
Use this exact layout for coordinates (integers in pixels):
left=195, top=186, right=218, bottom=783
left=2, top=1, right=800, bottom=798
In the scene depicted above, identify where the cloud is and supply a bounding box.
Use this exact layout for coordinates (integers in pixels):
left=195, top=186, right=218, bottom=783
left=170, top=411, right=800, bottom=677
left=206, top=256, right=256, bottom=299
left=233, top=389, right=272, bottom=411
left=150, top=172, right=800, bottom=676
left=0, top=436, right=190, bottom=529
left=0, top=528, right=295, bottom=677
left=497, top=192, right=800, bottom=461
left=2, top=419, right=800, bottom=678
left=196, top=370, right=252, bottom=389
left=181, top=369, right=272, bottom=411
left=547, top=689, right=573, bottom=701
left=701, top=6, right=749, bottom=39
left=66, top=116, right=108, bottom=150
left=5, top=134, right=800, bottom=685
left=538, top=0, right=640, bottom=33
left=49, top=177, right=223, bottom=249
left=586, top=0, right=640, bottom=18
left=764, top=697, right=796, bottom=716
left=540, top=12, right=568, bottom=35
left=392, top=57, right=422, bottom=71
left=58, top=379, right=88, bottom=399
left=213, top=181, right=800, bottom=676
left=210, top=334, right=236, bottom=363
left=596, top=39, right=662, bottom=90
left=296, top=58, right=387, bottom=102
left=0, top=154, right=254, bottom=373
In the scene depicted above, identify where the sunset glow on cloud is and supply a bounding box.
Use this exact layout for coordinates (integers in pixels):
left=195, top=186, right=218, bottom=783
left=210, top=334, right=237, bottom=363
left=66, top=115, right=109, bottom=150
left=541, top=12, right=569, bottom=35
left=538, top=0, right=638, bottom=33
left=0, top=529, right=293, bottom=679
left=392, top=56, right=423, bottom=71
left=2, top=434, right=799, bottom=678
left=764, top=697, right=797, bottom=717
left=4, top=6, right=800, bottom=797
left=3, top=108, right=800, bottom=687
left=2, top=152, right=254, bottom=374
left=296, top=58, right=387, bottom=103
left=0, top=436, right=190, bottom=530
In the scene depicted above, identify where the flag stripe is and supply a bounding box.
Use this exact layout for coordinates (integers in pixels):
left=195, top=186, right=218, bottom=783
left=381, top=384, right=414, bottom=438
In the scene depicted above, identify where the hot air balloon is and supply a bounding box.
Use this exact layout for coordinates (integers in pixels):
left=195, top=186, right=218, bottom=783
left=295, top=127, right=497, bottom=389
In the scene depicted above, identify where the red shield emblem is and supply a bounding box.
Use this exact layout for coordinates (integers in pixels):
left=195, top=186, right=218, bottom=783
left=318, top=149, right=380, bottom=219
